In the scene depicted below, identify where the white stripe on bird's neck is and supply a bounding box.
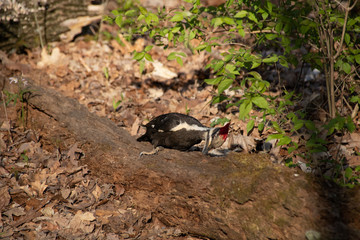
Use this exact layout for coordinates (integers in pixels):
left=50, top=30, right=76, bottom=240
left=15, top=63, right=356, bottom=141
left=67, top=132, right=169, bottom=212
left=170, top=122, right=209, bottom=132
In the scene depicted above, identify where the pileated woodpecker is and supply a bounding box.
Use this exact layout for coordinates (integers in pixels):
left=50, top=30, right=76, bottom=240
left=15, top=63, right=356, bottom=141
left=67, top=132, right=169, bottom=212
left=137, top=113, right=230, bottom=156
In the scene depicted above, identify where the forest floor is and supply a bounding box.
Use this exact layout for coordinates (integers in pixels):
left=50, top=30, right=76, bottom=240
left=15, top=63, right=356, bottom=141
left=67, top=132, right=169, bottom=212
left=1, top=11, right=360, bottom=239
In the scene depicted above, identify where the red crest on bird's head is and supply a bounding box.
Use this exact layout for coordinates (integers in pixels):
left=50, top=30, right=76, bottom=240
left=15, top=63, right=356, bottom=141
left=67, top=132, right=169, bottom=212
left=219, top=122, right=230, bottom=140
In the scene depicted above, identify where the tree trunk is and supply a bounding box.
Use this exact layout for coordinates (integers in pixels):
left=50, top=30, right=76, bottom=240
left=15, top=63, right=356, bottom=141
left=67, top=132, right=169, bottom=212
left=4, top=79, right=357, bottom=240
left=0, top=0, right=93, bottom=51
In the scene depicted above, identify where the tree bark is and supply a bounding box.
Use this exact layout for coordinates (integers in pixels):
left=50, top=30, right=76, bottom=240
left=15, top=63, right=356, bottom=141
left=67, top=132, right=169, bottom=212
left=10, top=80, right=358, bottom=240
left=0, top=0, right=92, bottom=51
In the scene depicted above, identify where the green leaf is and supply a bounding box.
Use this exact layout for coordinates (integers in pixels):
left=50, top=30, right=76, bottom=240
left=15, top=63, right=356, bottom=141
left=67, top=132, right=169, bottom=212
left=293, top=121, right=304, bottom=131
left=167, top=52, right=177, bottom=60
left=345, top=167, right=353, bottom=179
left=212, top=17, right=223, bottom=27
left=225, top=64, right=239, bottom=74
left=234, top=10, right=247, bottom=18
left=139, top=59, right=145, bottom=74
left=125, top=9, right=137, bottom=16
left=145, top=15, right=151, bottom=25
left=251, top=96, right=269, bottom=109
left=277, top=135, right=292, bottom=146
left=258, top=122, right=265, bottom=132
left=239, top=101, right=252, bottom=120
left=271, top=121, right=283, bottom=133
left=204, top=76, right=222, bottom=85
left=213, top=61, right=224, bottom=72
left=115, top=16, right=122, bottom=27
left=148, top=13, right=159, bottom=24
left=247, top=71, right=262, bottom=79
left=171, top=13, right=184, bottom=22
left=205, top=45, right=212, bottom=53
left=247, top=12, right=258, bottom=23
left=263, top=55, right=278, bottom=63
left=189, top=30, right=196, bottom=40
left=133, top=52, right=145, bottom=61
left=305, top=120, right=317, bottom=132
left=279, top=56, right=289, bottom=68
left=246, top=120, right=255, bottom=134
left=195, top=44, right=207, bottom=51
left=218, top=78, right=233, bottom=94
left=177, top=52, right=187, bottom=57
left=344, top=33, right=350, bottom=45
left=346, top=116, right=356, bottom=133
left=137, top=14, right=145, bottom=21
left=342, top=62, right=351, bottom=74
left=223, top=17, right=235, bottom=25
left=138, top=6, right=148, bottom=15
left=355, top=55, right=360, bottom=65
left=262, top=12, right=269, bottom=20
left=266, top=133, right=283, bottom=141
left=176, top=56, right=183, bottom=66
left=171, top=26, right=181, bottom=33
left=144, top=53, right=153, bottom=62
left=350, top=95, right=360, bottom=103
left=224, top=54, right=233, bottom=62
left=251, top=60, right=261, bottom=69
left=144, top=45, right=153, bottom=52
left=168, top=31, right=174, bottom=41
left=265, top=34, right=277, bottom=40
left=238, top=28, right=245, bottom=37
left=275, top=22, right=283, bottom=33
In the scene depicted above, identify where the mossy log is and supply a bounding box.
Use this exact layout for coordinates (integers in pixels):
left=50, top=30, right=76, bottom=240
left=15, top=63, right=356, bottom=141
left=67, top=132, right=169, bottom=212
left=3, top=78, right=358, bottom=240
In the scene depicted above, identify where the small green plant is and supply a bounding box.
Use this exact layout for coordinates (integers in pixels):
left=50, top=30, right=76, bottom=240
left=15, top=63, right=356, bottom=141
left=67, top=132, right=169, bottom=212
left=3, top=77, right=32, bottom=129
left=185, top=103, right=191, bottom=115
left=102, top=0, right=142, bottom=42
left=341, top=166, right=360, bottom=188
left=210, top=117, right=230, bottom=127
left=103, top=66, right=110, bottom=80
left=112, top=93, right=124, bottom=111
left=21, top=150, right=29, bottom=164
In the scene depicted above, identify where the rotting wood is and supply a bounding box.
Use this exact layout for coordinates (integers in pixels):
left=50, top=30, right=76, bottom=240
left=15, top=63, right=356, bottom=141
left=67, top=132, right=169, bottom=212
left=19, top=80, right=360, bottom=240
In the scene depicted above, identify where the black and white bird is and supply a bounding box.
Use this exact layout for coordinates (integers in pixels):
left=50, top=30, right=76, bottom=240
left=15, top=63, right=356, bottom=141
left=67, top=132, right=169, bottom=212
left=137, top=113, right=230, bottom=156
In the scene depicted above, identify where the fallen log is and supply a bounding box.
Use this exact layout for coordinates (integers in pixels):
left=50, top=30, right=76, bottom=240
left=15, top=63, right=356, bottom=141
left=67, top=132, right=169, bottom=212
left=15, top=80, right=360, bottom=240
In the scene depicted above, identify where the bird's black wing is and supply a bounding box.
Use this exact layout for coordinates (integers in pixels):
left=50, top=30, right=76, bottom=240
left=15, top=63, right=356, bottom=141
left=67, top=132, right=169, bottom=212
left=146, top=113, right=205, bottom=132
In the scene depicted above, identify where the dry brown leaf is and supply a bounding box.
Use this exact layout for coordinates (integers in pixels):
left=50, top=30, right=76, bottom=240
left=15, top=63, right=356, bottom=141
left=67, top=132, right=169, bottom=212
left=0, top=133, right=6, bottom=152
left=31, top=180, right=48, bottom=197
left=115, top=184, right=125, bottom=196
left=0, top=121, right=10, bottom=131
left=69, top=210, right=96, bottom=233
left=146, top=60, right=177, bottom=80
left=19, top=185, right=37, bottom=197
left=61, top=188, right=71, bottom=199
left=0, top=187, right=10, bottom=211
left=226, top=134, right=256, bottom=152
left=348, top=155, right=360, bottom=167
left=3, top=204, right=26, bottom=220
left=92, top=184, right=102, bottom=202
left=41, top=206, right=55, bottom=217
left=67, top=143, right=84, bottom=166
left=37, top=47, right=69, bottom=68
left=130, top=117, right=141, bottom=136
